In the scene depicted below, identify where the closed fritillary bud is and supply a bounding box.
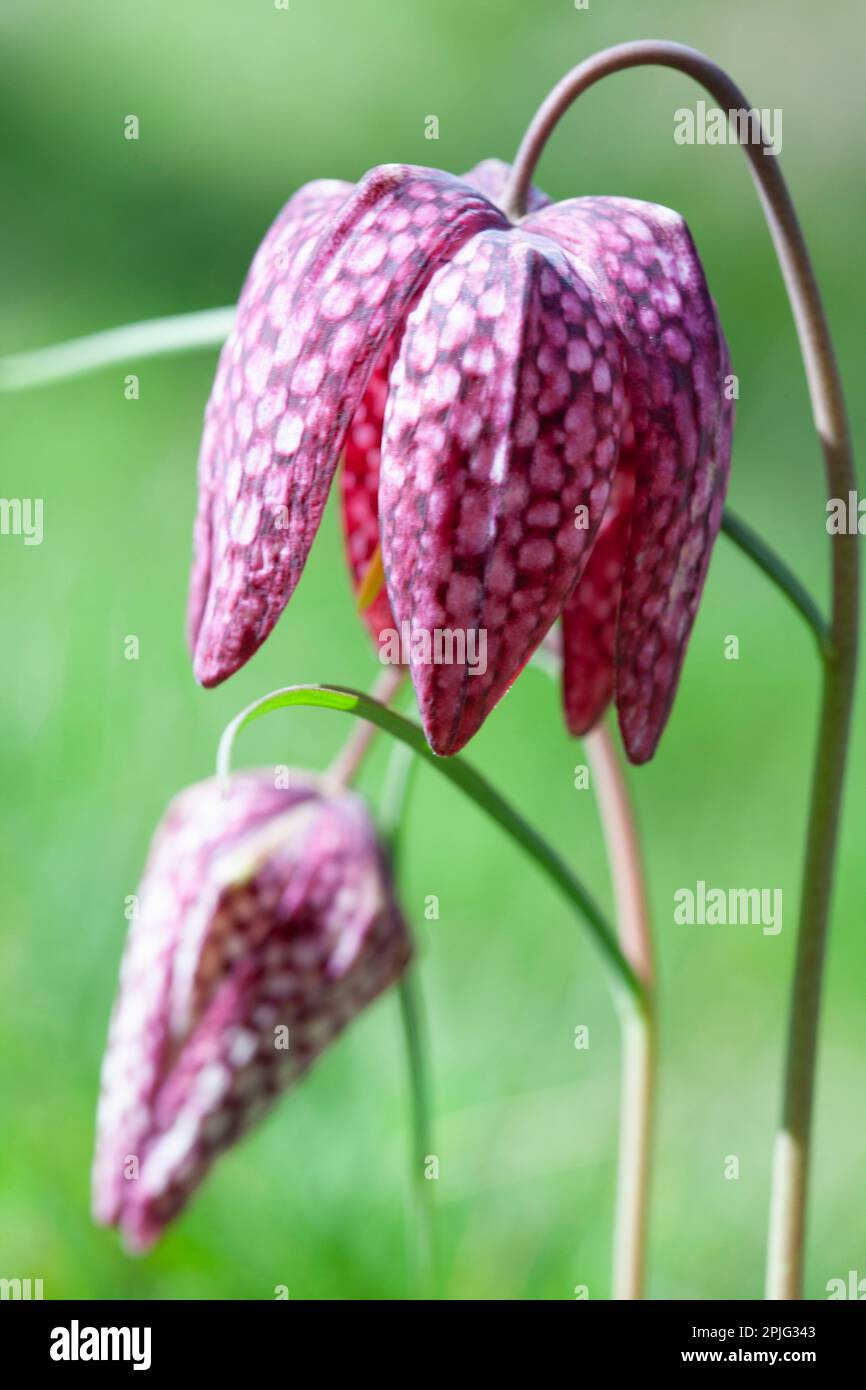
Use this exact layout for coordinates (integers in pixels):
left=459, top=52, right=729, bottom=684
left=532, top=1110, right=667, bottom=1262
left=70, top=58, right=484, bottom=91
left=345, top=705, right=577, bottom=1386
left=92, top=771, right=410, bottom=1252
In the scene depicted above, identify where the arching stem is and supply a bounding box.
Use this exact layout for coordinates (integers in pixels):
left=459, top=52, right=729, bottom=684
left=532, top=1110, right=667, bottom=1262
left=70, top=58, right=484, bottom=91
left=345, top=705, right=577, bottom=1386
left=220, top=684, right=644, bottom=1005
left=585, top=722, right=655, bottom=1301
left=721, top=511, right=830, bottom=659
left=508, top=41, right=858, bottom=1299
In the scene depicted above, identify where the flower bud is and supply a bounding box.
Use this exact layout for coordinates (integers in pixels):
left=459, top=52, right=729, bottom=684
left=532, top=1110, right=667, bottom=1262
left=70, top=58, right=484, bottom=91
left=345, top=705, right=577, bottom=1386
left=92, top=771, right=410, bottom=1251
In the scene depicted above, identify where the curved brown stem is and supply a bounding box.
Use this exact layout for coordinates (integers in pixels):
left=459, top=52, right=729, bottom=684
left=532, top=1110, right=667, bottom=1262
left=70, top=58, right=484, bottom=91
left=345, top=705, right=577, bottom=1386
left=586, top=723, right=655, bottom=1301
left=507, top=41, right=858, bottom=1299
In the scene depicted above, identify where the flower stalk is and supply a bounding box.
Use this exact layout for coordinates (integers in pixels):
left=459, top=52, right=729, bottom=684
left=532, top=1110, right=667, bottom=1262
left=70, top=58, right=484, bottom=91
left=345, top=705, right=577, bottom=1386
left=507, top=40, right=858, bottom=1299
left=585, top=722, right=655, bottom=1301
left=396, top=968, right=434, bottom=1295
left=380, top=746, right=432, bottom=1251
left=218, top=683, right=645, bottom=1007
left=720, top=511, right=831, bottom=658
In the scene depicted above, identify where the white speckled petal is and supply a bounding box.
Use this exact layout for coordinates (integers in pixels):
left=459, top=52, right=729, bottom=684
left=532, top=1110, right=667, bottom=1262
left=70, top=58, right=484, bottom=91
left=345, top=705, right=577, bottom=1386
left=191, top=165, right=506, bottom=688
left=92, top=773, right=410, bottom=1251
left=525, top=197, right=734, bottom=762
left=339, top=160, right=549, bottom=651
left=380, top=226, right=625, bottom=755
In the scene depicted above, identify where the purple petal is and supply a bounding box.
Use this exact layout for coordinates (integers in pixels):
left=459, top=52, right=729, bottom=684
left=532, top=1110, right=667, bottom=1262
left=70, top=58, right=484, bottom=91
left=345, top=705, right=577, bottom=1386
left=561, top=451, right=636, bottom=734
left=338, top=160, right=548, bottom=651
left=526, top=197, right=733, bottom=762
left=92, top=773, right=410, bottom=1250
left=112, top=790, right=408, bottom=1251
left=189, top=180, right=353, bottom=655
left=340, top=346, right=399, bottom=642
left=92, top=772, right=316, bottom=1230
left=191, top=165, right=506, bottom=688
left=380, top=226, right=625, bottom=755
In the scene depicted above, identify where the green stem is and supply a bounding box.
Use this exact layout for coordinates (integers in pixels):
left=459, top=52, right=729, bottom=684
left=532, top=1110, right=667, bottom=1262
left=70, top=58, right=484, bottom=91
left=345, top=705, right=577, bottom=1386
left=218, top=683, right=644, bottom=1006
left=380, top=740, right=436, bottom=1296
left=0, top=306, right=235, bottom=391
left=397, top=970, right=435, bottom=1297
left=379, top=739, right=418, bottom=861
left=721, top=510, right=830, bottom=658
left=326, top=666, right=405, bottom=786
left=507, top=41, right=858, bottom=1300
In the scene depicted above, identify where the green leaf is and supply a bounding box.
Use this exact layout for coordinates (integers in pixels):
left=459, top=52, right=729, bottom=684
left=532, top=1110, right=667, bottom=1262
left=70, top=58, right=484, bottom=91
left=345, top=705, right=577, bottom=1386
left=218, top=683, right=643, bottom=1003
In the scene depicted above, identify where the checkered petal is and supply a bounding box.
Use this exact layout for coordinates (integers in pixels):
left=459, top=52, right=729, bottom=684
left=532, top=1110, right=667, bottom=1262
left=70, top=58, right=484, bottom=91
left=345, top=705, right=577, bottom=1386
left=561, top=451, right=636, bottom=734
left=190, top=166, right=506, bottom=688
left=525, top=197, right=733, bottom=762
left=92, top=773, right=410, bottom=1251
left=338, top=161, right=549, bottom=648
left=189, top=180, right=352, bottom=655
left=380, top=226, right=625, bottom=755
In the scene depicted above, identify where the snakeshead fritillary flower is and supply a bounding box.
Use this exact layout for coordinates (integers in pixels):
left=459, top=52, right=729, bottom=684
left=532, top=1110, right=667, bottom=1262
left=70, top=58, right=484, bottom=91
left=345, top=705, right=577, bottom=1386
left=92, top=771, right=410, bottom=1252
left=189, top=158, right=732, bottom=763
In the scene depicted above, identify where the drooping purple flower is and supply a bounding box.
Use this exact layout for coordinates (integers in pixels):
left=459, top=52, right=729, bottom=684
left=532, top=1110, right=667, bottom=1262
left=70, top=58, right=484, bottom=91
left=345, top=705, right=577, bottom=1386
left=189, top=159, right=732, bottom=764
left=92, top=771, right=410, bottom=1252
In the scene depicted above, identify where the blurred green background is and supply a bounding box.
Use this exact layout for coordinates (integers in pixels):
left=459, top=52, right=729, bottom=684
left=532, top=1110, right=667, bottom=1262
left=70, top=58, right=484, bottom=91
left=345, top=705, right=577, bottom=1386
left=1, top=0, right=864, bottom=1300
